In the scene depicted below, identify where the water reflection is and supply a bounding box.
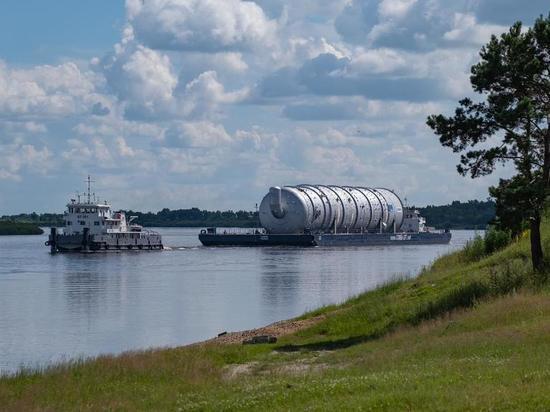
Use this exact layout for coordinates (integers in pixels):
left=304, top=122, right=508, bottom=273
left=60, top=255, right=118, bottom=317
left=260, top=248, right=301, bottom=310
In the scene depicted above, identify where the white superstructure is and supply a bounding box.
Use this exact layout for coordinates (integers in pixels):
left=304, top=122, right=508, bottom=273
left=63, top=177, right=143, bottom=236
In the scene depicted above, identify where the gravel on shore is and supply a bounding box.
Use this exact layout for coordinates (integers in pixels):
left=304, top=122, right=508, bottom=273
left=197, top=314, right=326, bottom=346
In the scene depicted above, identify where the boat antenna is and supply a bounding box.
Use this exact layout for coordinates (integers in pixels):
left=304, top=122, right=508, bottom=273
left=86, top=175, right=95, bottom=204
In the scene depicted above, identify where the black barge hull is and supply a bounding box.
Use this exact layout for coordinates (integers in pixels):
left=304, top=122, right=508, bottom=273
left=199, top=232, right=451, bottom=247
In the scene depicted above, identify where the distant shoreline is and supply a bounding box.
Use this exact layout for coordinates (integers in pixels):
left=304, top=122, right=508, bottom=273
left=0, top=221, right=44, bottom=236
left=1, top=199, right=495, bottom=231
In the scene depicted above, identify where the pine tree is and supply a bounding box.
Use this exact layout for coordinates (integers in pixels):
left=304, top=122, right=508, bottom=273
left=427, top=14, right=550, bottom=271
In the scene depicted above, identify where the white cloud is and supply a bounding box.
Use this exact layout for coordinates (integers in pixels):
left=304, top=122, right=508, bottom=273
left=212, top=53, right=249, bottom=73
left=334, top=0, right=509, bottom=50
left=61, top=136, right=156, bottom=172
left=443, top=13, right=507, bottom=46
left=163, top=121, right=232, bottom=147
left=158, top=147, right=218, bottom=176
left=180, top=71, right=249, bottom=119
left=349, top=47, right=410, bottom=74
left=0, top=121, right=47, bottom=138
left=271, top=37, right=349, bottom=68
left=116, top=136, right=137, bottom=157
left=62, top=138, right=113, bottom=166
left=0, top=60, right=97, bottom=117
left=257, top=46, right=480, bottom=104
left=0, top=141, right=51, bottom=181
left=128, top=0, right=278, bottom=52
left=378, top=0, right=418, bottom=20
left=99, top=39, right=248, bottom=120
left=100, top=43, right=178, bottom=119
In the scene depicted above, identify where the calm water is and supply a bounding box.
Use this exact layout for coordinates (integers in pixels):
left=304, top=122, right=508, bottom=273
left=0, top=228, right=477, bottom=374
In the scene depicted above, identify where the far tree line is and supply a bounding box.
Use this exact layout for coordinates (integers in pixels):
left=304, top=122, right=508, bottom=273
left=0, top=200, right=496, bottom=230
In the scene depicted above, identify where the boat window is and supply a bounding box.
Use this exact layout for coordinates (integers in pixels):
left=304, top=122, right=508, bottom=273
left=66, top=221, right=72, bottom=226
left=79, top=221, right=85, bottom=225
left=94, top=221, right=100, bottom=226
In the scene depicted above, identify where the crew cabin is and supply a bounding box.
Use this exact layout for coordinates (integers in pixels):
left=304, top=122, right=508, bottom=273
left=64, top=199, right=114, bottom=236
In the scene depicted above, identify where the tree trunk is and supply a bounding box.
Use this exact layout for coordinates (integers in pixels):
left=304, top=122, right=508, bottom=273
left=530, top=211, right=544, bottom=272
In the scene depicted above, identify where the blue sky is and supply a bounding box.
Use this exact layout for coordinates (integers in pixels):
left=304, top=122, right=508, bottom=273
left=0, top=0, right=124, bottom=65
left=0, top=0, right=548, bottom=214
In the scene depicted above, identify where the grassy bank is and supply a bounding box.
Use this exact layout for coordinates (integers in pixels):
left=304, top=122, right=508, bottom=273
left=2, top=223, right=550, bottom=410
left=0, top=221, right=43, bottom=236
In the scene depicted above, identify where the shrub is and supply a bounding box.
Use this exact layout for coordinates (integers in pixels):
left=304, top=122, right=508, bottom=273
left=461, top=228, right=512, bottom=263
left=462, top=235, right=485, bottom=262
left=484, top=227, right=511, bottom=255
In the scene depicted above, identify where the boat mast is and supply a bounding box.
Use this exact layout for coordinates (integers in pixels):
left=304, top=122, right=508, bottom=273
left=86, top=175, right=95, bottom=204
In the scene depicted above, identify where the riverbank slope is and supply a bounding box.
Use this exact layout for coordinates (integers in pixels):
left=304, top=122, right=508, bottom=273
left=1, top=222, right=549, bottom=410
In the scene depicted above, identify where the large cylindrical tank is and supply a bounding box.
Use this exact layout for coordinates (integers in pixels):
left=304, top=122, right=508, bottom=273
left=259, top=185, right=404, bottom=234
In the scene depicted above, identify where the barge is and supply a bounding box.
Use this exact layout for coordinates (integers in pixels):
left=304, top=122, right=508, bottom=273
left=199, top=227, right=451, bottom=247
left=199, top=184, right=451, bottom=247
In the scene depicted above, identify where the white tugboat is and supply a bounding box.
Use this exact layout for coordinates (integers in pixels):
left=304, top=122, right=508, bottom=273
left=46, top=176, right=163, bottom=253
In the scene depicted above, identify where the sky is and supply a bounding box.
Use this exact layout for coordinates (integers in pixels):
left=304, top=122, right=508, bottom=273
left=0, top=0, right=548, bottom=214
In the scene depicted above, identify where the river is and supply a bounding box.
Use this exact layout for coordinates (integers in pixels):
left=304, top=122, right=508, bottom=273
left=0, top=228, right=477, bottom=374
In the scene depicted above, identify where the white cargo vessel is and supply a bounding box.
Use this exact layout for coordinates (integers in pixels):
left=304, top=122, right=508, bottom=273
left=199, top=185, right=451, bottom=246
left=46, top=177, right=162, bottom=253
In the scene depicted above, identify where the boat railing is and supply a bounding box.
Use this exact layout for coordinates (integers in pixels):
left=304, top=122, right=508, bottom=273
left=142, top=228, right=161, bottom=236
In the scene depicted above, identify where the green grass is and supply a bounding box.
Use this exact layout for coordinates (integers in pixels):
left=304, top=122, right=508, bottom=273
left=0, top=221, right=43, bottom=235
left=2, top=221, right=550, bottom=410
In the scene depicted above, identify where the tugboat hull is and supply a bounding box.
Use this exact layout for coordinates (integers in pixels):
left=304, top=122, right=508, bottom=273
left=47, top=228, right=163, bottom=253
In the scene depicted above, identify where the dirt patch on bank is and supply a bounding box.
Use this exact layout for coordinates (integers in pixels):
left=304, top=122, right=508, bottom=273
left=198, top=314, right=326, bottom=346
left=224, top=357, right=331, bottom=380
